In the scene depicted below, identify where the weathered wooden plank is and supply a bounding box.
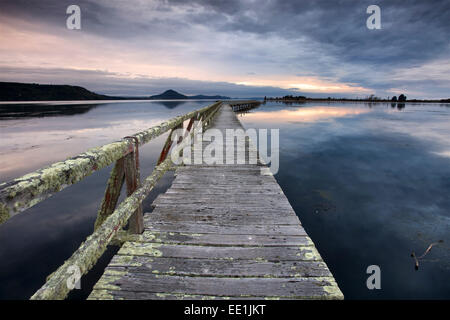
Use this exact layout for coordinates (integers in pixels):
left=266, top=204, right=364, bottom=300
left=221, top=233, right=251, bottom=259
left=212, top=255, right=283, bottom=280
left=90, top=103, right=343, bottom=300
left=152, top=202, right=294, bottom=211
left=170, top=181, right=277, bottom=188
left=152, top=194, right=293, bottom=208
left=168, top=180, right=283, bottom=188
left=118, top=231, right=313, bottom=246
left=107, top=256, right=332, bottom=277
left=88, top=290, right=266, bottom=300
left=153, top=193, right=290, bottom=201
left=144, top=211, right=300, bottom=225
left=116, top=242, right=323, bottom=261
left=172, top=175, right=276, bottom=182
left=175, top=165, right=265, bottom=172
left=145, top=222, right=305, bottom=236
left=148, top=207, right=298, bottom=218
left=92, top=273, right=342, bottom=299
left=175, top=170, right=265, bottom=178
left=166, top=185, right=282, bottom=193
left=88, top=289, right=335, bottom=300
left=165, top=190, right=283, bottom=197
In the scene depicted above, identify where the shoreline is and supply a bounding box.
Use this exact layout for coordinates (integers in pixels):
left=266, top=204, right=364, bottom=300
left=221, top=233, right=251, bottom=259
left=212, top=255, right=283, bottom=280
left=265, top=98, right=450, bottom=104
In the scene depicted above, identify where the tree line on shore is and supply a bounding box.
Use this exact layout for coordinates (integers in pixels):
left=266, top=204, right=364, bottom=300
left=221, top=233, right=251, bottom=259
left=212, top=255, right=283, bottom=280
left=264, top=94, right=450, bottom=103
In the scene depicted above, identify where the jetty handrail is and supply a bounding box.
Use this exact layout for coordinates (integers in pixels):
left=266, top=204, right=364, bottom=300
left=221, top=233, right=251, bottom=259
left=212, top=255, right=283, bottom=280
left=29, top=100, right=227, bottom=300
left=0, top=101, right=221, bottom=224
left=30, top=157, right=173, bottom=299
left=0, top=100, right=257, bottom=299
left=229, top=100, right=261, bottom=112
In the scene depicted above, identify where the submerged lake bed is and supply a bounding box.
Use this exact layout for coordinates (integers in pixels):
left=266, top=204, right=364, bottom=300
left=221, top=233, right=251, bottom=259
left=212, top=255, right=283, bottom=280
left=0, top=100, right=449, bottom=299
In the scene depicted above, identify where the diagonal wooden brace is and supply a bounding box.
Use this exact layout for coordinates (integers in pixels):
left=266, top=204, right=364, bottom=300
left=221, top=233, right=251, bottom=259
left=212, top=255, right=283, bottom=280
left=157, top=122, right=183, bottom=165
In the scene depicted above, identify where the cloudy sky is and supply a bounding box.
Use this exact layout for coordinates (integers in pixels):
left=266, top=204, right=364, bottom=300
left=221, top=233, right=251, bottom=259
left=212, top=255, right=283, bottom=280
left=0, top=0, right=449, bottom=98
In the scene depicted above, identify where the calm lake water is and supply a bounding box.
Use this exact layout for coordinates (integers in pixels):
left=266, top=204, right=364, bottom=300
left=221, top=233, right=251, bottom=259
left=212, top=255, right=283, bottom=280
left=0, top=100, right=449, bottom=299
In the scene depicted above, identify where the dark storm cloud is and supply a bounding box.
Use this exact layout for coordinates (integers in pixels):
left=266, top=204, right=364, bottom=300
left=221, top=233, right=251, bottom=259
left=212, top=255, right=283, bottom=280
left=1, top=0, right=449, bottom=97
left=0, top=0, right=202, bottom=40
left=180, top=0, right=450, bottom=66
left=3, top=0, right=448, bottom=65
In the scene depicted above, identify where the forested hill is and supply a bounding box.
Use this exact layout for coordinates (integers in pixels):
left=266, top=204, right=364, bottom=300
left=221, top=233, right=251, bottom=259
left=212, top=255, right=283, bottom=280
left=0, top=82, right=231, bottom=101
left=0, top=82, right=114, bottom=101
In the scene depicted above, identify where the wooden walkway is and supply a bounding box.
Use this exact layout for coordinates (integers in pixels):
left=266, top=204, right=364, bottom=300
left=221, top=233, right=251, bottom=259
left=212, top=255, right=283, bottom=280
left=88, top=104, right=343, bottom=300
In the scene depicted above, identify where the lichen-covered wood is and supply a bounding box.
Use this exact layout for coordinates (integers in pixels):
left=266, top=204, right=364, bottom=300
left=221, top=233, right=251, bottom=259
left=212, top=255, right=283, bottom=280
left=0, top=101, right=223, bottom=223
left=29, top=100, right=235, bottom=299
left=124, top=150, right=144, bottom=234
left=89, top=105, right=344, bottom=300
left=30, top=158, right=173, bottom=300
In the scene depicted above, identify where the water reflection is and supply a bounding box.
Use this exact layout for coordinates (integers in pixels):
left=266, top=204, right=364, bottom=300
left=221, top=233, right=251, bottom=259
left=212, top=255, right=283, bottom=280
left=0, top=135, right=175, bottom=299
left=242, top=106, right=369, bottom=124
left=153, top=100, right=188, bottom=109
left=0, top=103, right=100, bottom=119
left=0, top=100, right=211, bottom=181
left=239, top=101, right=450, bottom=299
left=0, top=99, right=212, bottom=299
left=1, top=100, right=449, bottom=299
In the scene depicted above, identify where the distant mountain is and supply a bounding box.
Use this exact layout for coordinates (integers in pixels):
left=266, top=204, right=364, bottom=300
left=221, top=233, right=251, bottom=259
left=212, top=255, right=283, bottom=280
left=190, top=94, right=231, bottom=100
left=0, top=83, right=231, bottom=101
left=149, top=89, right=188, bottom=100
left=149, top=89, right=230, bottom=100
left=0, top=82, right=114, bottom=101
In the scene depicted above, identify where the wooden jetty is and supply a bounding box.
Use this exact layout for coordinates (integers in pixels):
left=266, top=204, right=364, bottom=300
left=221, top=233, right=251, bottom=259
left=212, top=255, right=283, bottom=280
left=229, top=100, right=261, bottom=112
left=0, top=100, right=343, bottom=300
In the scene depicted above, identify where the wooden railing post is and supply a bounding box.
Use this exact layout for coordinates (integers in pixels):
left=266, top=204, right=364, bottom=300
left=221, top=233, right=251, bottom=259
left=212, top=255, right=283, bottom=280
left=26, top=100, right=259, bottom=299
left=0, top=102, right=221, bottom=224
left=124, top=137, right=143, bottom=234
left=94, top=137, right=144, bottom=234
left=93, top=102, right=221, bottom=234
left=31, top=157, right=174, bottom=300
